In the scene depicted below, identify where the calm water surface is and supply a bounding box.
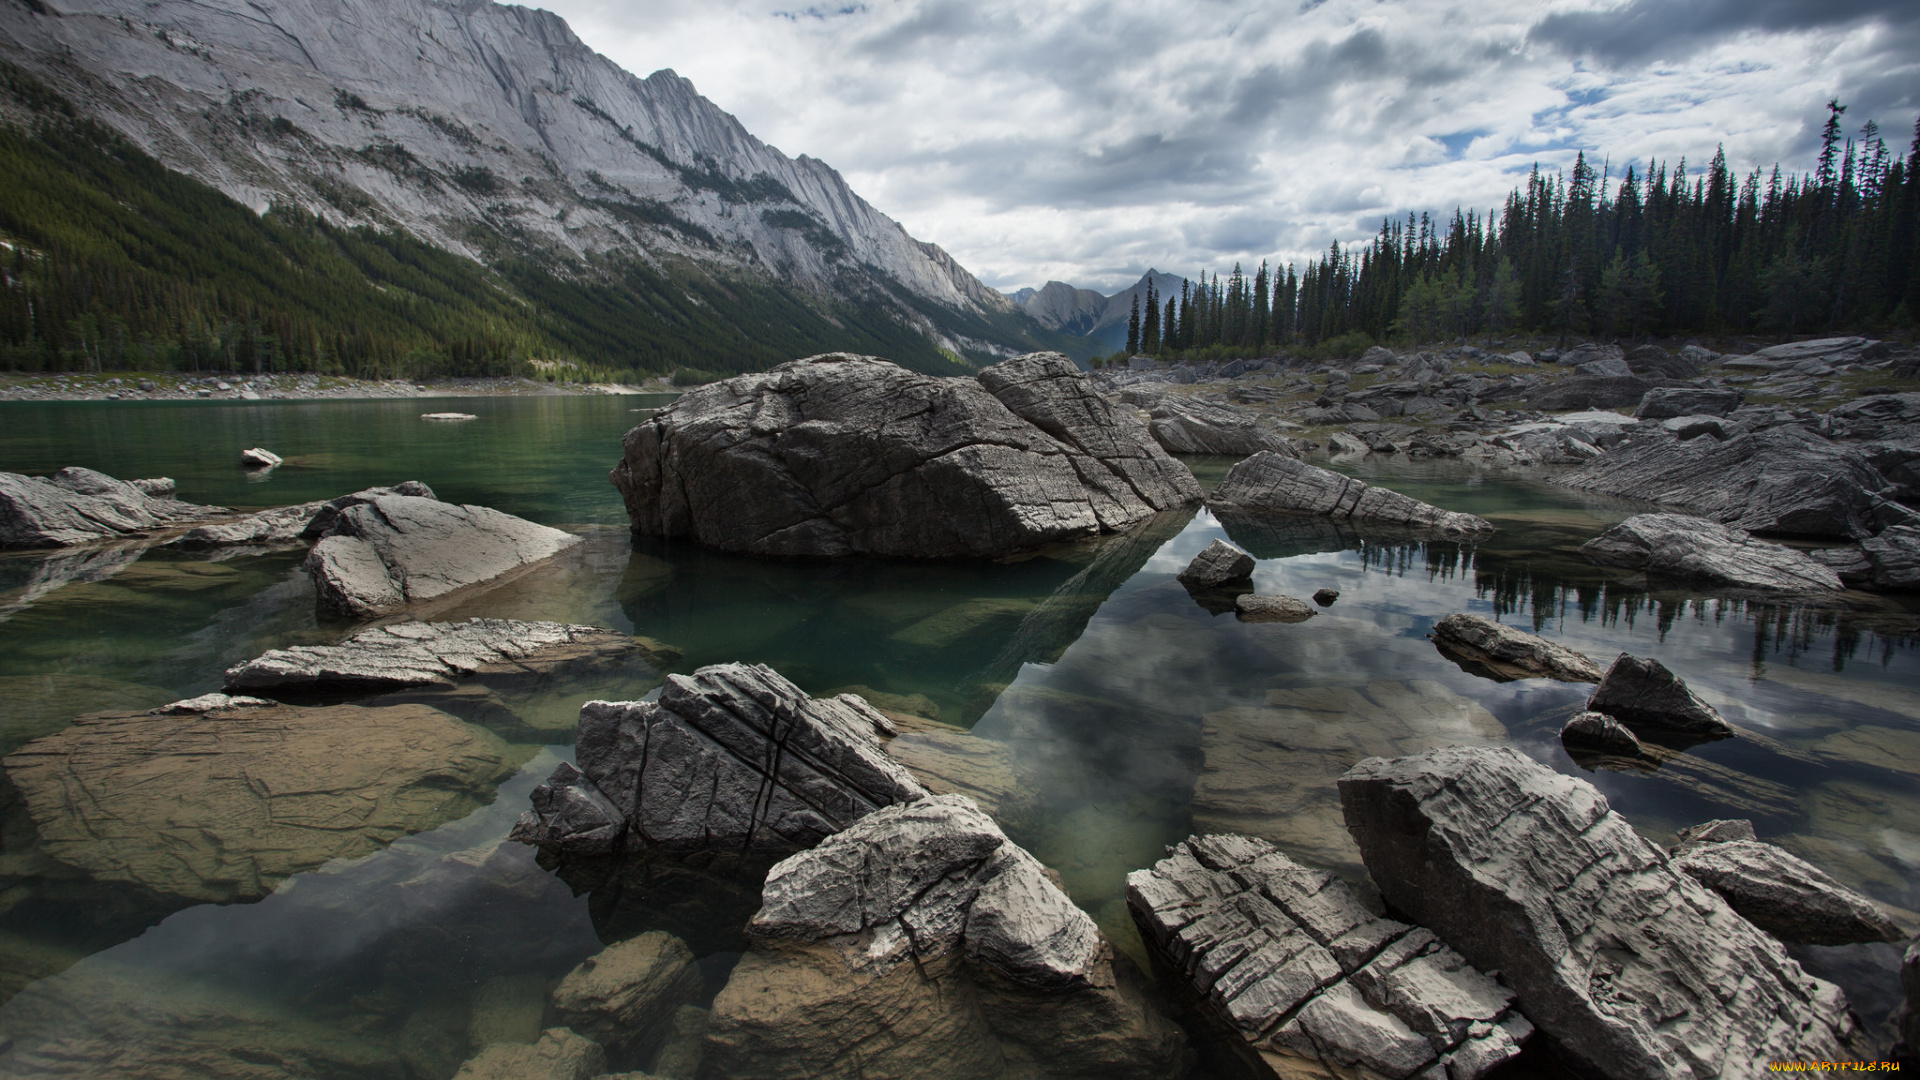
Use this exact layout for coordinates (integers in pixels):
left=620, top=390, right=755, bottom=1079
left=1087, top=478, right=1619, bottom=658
left=0, top=396, right=1915, bottom=1075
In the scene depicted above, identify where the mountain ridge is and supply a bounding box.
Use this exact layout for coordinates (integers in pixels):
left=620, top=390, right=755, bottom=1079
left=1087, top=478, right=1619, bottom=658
left=1008, top=269, right=1188, bottom=350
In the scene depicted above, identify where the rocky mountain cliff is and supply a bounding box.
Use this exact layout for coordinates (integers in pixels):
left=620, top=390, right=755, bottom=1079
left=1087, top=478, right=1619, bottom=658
left=0, top=0, right=1044, bottom=362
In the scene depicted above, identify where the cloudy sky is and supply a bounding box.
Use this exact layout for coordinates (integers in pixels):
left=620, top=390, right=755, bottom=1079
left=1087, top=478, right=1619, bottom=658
left=538, top=0, right=1919, bottom=295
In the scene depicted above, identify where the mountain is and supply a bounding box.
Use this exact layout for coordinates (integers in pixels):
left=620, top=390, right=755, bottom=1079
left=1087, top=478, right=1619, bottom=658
left=1011, top=270, right=1188, bottom=352
left=0, top=0, right=1081, bottom=373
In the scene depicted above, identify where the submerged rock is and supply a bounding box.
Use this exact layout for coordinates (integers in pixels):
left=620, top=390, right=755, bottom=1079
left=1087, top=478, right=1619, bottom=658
left=1208, top=452, right=1494, bottom=538
left=1128, top=834, right=1529, bottom=1079
left=1145, top=397, right=1291, bottom=456
left=306, top=495, right=581, bottom=617
left=1176, top=539, right=1254, bottom=589
left=513, top=663, right=928, bottom=857
left=549, top=931, right=702, bottom=1067
left=0, top=467, right=229, bottom=548
left=240, top=447, right=283, bottom=469
left=610, top=353, right=1199, bottom=559
left=1339, top=746, right=1868, bottom=1077
left=452, top=1028, right=605, bottom=1080
left=1669, top=835, right=1906, bottom=946
left=704, top=794, right=1186, bottom=1080
left=1587, top=654, right=1736, bottom=738
left=2, top=700, right=522, bottom=902
left=169, top=481, right=436, bottom=551
left=1430, top=612, right=1604, bottom=682
left=1232, top=593, right=1315, bottom=623
left=1560, top=710, right=1645, bottom=759
left=225, top=618, right=643, bottom=695
left=1579, top=513, right=1843, bottom=593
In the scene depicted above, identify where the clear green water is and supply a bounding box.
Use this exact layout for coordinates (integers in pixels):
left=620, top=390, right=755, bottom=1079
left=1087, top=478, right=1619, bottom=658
left=0, top=397, right=1916, bottom=1074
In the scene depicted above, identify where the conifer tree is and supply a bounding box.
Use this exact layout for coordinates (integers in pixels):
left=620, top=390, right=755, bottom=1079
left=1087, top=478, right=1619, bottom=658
left=1126, top=291, right=1141, bottom=354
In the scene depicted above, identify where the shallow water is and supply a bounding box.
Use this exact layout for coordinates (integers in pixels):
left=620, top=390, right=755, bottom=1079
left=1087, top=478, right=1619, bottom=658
left=0, top=396, right=1916, bottom=1075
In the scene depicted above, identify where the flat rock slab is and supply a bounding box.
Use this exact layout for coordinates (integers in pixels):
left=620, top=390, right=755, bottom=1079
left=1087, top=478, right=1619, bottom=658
left=1580, top=513, right=1843, bottom=593
left=1233, top=593, right=1315, bottom=623
left=0, top=467, right=229, bottom=549
left=1588, top=654, right=1735, bottom=738
left=1177, top=539, right=1255, bottom=589
left=1146, top=397, right=1291, bottom=456
left=1209, top=452, right=1494, bottom=539
left=1128, top=834, right=1529, bottom=1079
left=610, top=353, right=1199, bottom=559
left=1339, top=745, right=1868, bottom=1078
left=1671, top=838, right=1906, bottom=946
left=169, top=481, right=436, bottom=551
left=1635, top=387, right=1740, bottom=419
left=306, top=495, right=581, bottom=617
left=2, top=701, right=523, bottom=902
left=225, top=618, right=643, bottom=695
left=1431, top=612, right=1603, bottom=682
left=513, top=663, right=928, bottom=857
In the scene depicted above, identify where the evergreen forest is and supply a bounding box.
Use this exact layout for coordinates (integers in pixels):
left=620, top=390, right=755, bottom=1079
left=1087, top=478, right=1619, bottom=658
left=1116, top=102, right=1920, bottom=364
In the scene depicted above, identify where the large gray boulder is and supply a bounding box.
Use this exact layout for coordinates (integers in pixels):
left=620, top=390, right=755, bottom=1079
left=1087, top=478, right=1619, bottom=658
left=1430, top=612, right=1604, bottom=682
left=1339, top=746, right=1869, bottom=1079
left=1557, top=428, right=1900, bottom=540
left=1528, top=375, right=1657, bottom=411
left=1587, top=654, right=1736, bottom=738
left=305, top=495, right=581, bottom=617
left=610, top=353, right=1200, bottom=559
left=1175, top=538, right=1254, bottom=588
left=512, top=663, right=928, bottom=857
left=0, top=467, right=228, bottom=548
left=1579, top=513, right=1844, bottom=593
left=1208, top=452, right=1494, bottom=539
left=1669, top=836, right=1905, bottom=946
left=225, top=618, right=642, bottom=695
left=170, top=480, right=436, bottom=550
left=1144, top=396, right=1292, bottom=456
left=1128, top=834, right=1529, bottom=1079
left=705, top=794, right=1186, bottom=1080
left=1635, top=387, right=1740, bottom=419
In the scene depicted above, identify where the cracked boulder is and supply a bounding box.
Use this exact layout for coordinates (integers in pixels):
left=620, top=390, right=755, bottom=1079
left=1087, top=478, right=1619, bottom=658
left=1, top=467, right=229, bottom=549
left=225, top=618, right=645, bottom=696
left=1579, top=513, right=1843, bottom=593
left=1128, top=834, right=1529, bottom=1079
left=512, top=663, right=929, bottom=857
left=1430, top=612, right=1604, bottom=682
left=704, top=794, right=1187, bottom=1080
left=1208, top=452, right=1494, bottom=539
left=610, top=353, right=1200, bottom=559
left=305, top=494, right=581, bottom=617
left=1339, top=745, right=1869, bottom=1078
left=1, top=700, right=524, bottom=903
left=1668, top=830, right=1905, bottom=946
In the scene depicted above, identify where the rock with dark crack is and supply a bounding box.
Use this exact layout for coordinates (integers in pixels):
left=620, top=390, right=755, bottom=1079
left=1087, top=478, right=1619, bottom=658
left=225, top=618, right=643, bottom=695
left=0, top=467, right=229, bottom=548
left=1144, top=396, right=1292, bottom=456
left=451, top=1028, right=606, bottom=1080
left=1635, top=387, right=1740, bottom=419
left=1669, top=837, right=1906, bottom=946
left=1587, top=654, right=1736, bottom=738
left=1431, top=612, right=1605, bottom=682
left=1176, top=539, right=1255, bottom=589
left=1560, top=710, right=1645, bottom=759
left=305, top=494, right=581, bottom=617
left=610, top=353, right=1200, bottom=559
left=1557, top=428, right=1900, bottom=540
left=1208, top=452, right=1494, bottom=539
left=1, top=700, right=523, bottom=902
left=549, top=930, right=703, bottom=1067
left=1579, top=513, right=1843, bottom=593
left=169, top=481, right=437, bottom=551
left=1339, top=745, right=1869, bottom=1077
left=703, top=794, right=1187, bottom=1080
left=1127, top=833, right=1530, bottom=1079
left=512, top=663, right=929, bottom=857
left=1233, top=593, right=1315, bottom=623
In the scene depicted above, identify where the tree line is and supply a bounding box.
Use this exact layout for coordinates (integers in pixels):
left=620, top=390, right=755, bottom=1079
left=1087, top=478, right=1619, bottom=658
left=1112, top=102, right=1920, bottom=363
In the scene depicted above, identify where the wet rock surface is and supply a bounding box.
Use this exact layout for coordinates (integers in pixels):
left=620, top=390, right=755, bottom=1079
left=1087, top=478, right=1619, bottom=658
left=513, top=663, right=928, bottom=857
left=611, top=353, right=1199, bottom=559
left=169, top=481, right=436, bottom=551
left=1176, top=539, right=1255, bottom=589
left=1669, top=834, right=1906, bottom=946
left=1232, top=593, right=1315, bottom=623
left=1560, top=710, right=1645, bottom=759
left=1208, top=452, right=1494, bottom=538
left=2, top=700, right=523, bottom=902
left=1587, top=654, right=1736, bottom=738
left=1580, top=513, right=1845, bottom=593
left=705, top=794, right=1186, bottom=1080
left=1339, top=745, right=1868, bottom=1078
left=1128, top=834, right=1529, bottom=1079
left=306, top=494, right=582, bottom=617
left=549, top=930, right=702, bottom=1067
left=1430, top=612, right=1604, bottom=682
left=225, top=618, right=644, bottom=695
left=452, top=1027, right=606, bottom=1080
left=0, top=467, right=229, bottom=549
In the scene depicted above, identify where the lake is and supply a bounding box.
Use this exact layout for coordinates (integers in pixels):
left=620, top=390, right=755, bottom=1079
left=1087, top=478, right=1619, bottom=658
left=0, top=395, right=1915, bottom=1076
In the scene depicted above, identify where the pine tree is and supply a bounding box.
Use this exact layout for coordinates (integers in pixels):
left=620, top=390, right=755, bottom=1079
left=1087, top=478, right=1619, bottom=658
left=1126, top=291, right=1141, bottom=354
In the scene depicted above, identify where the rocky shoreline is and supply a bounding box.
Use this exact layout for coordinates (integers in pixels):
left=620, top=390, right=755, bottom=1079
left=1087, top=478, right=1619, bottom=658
left=0, top=371, right=671, bottom=402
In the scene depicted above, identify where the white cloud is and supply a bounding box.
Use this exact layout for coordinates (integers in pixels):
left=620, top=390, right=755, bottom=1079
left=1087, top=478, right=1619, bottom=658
left=536, top=0, right=1920, bottom=293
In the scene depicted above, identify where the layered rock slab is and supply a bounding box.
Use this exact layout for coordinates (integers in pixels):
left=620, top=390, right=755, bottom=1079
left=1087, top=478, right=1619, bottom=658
left=1208, top=453, right=1494, bottom=539
left=1579, top=513, right=1843, bottom=593
left=611, top=353, right=1199, bottom=559
left=1669, top=835, right=1905, bottom=946
left=1, top=700, right=522, bottom=902
left=1141, top=396, right=1292, bottom=457
left=225, top=618, right=642, bottom=695
left=1430, top=612, right=1604, bottom=683
left=1339, top=745, right=1868, bottom=1078
left=512, top=663, right=928, bottom=856
left=1128, top=834, right=1529, bottom=1079
left=0, top=467, right=228, bottom=548
left=705, top=794, right=1186, bottom=1080
left=306, top=494, right=581, bottom=616
left=169, top=480, right=436, bottom=551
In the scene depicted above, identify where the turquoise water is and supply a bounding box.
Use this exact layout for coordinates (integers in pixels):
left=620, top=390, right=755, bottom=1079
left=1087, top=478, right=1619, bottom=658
left=0, top=396, right=1916, bottom=1074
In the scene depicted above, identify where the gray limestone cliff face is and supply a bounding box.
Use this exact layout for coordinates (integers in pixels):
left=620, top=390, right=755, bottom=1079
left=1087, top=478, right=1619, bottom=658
left=1339, top=745, right=1868, bottom=1079
left=611, top=353, right=1200, bottom=559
